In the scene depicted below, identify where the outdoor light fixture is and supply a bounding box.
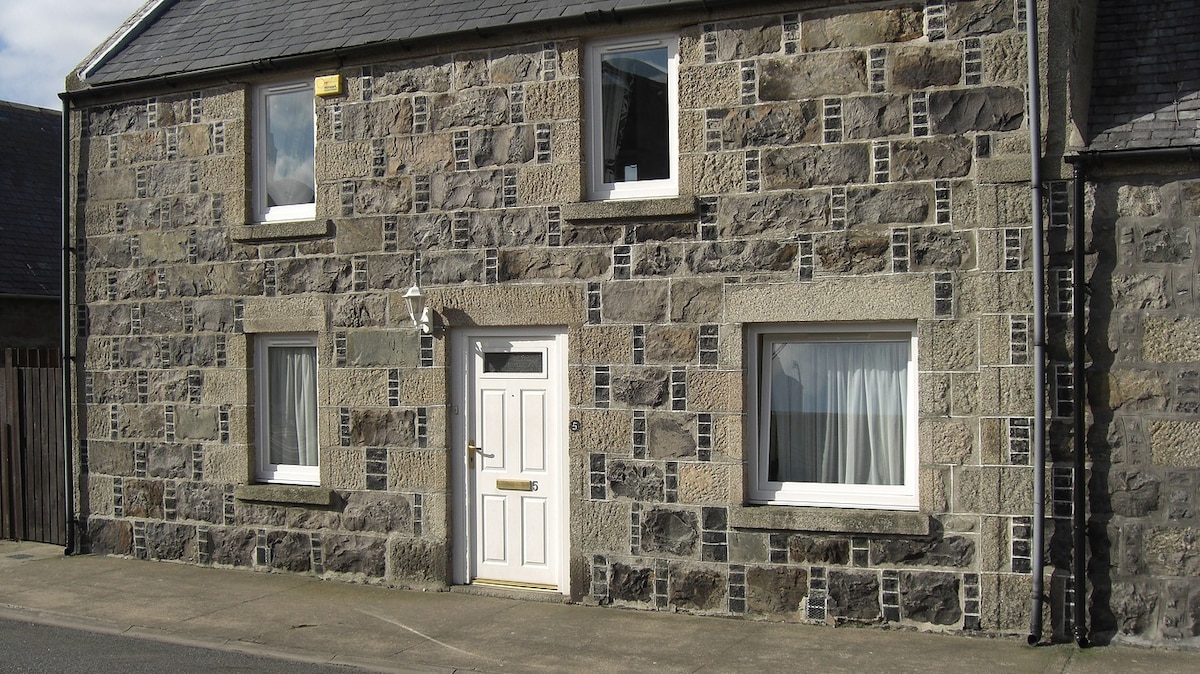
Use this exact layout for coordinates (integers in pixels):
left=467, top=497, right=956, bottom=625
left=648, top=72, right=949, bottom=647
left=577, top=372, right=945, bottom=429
left=404, top=284, right=432, bottom=333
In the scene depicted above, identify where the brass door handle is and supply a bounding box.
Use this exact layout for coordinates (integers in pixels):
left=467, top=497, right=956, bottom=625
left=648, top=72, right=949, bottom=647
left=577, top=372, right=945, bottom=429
left=468, top=443, right=480, bottom=469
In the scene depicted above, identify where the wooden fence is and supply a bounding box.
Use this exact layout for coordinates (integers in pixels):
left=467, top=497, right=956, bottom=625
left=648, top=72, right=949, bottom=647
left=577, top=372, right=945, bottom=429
left=0, top=348, right=66, bottom=545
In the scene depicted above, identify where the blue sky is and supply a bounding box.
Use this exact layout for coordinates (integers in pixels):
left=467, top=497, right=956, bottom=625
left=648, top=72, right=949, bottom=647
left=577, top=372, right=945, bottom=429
left=0, top=0, right=146, bottom=109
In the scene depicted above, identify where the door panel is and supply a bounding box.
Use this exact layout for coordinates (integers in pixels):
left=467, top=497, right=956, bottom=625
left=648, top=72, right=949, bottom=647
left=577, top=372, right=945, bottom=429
left=464, top=333, right=565, bottom=590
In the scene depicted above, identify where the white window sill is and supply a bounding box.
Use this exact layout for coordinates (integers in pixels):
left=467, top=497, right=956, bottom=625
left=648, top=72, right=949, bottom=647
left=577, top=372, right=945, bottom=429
left=729, top=504, right=931, bottom=536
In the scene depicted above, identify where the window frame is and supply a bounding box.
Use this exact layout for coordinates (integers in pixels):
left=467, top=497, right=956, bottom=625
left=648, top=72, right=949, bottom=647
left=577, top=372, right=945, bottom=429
left=253, top=80, right=317, bottom=223
left=585, top=33, right=680, bottom=201
left=746, top=323, right=919, bottom=511
left=254, top=333, right=320, bottom=485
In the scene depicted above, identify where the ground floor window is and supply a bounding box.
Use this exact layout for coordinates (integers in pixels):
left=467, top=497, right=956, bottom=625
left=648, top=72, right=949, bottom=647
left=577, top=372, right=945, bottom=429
left=255, top=333, right=319, bottom=485
left=748, top=324, right=918, bottom=510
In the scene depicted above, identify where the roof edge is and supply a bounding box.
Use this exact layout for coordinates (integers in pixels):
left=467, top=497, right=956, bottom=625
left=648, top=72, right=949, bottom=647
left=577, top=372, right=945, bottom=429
left=77, top=0, right=177, bottom=83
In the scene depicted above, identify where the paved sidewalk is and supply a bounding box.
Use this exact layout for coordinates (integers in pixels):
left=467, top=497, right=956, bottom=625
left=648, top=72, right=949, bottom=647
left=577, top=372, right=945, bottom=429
left=1, top=541, right=1195, bottom=673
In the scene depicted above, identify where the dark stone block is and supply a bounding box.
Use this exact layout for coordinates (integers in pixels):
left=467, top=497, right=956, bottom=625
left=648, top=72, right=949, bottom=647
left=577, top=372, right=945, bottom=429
left=641, top=508, right=699, bottom=556
left=323, top=534, right=386, bottom=576
left=646, top=412, right=696, bottom=458
left=610, top=368, right=670, bottom=408
left=829, top=570, right=881, bottom=621
left=747, top=566, right=808, bottom=613
left=847, top=184, right=932, bottom=226
left=176, top=481, right=224, bottom=523
left=267, top=530, right=312, bottom=572
left=891, top=45, right=962, bottom=91
left=607, top=461, right=664, bottom=501
left=209, top=527, right=255, bottom=566
left=929, top=87, right=1025, bottom=134
left=701, top=506, right=727, bottom=531
left=789, top=536, right=851, bottom=565
left=870, top=536, right=974, bottom=568
left=86, top=517, right=133, bottom=556
left=145, top=522, right=195, bottom=561
left=609, top=562, right=653, bottom=602
left=343, top=492, right=412, bottom=533
left=721, top=102, right=821, bottom=148
left=351, top=409, right=416, bottom=447
left=1109, top=470, right=1161, bottom=518
left=389, top=538, right=447, bottom=585
left=815, top=232, right=889, bottom=274
left=911, top=226, right=975, bottom=271
left=669, top=568, right=726, bottom=610
left=891, top=138, right=973, bottom=181
left=123, top=479, right=164, bottom=519
left=1140, top=225, right=1192, bottom=264
left=899, top=571, right=961, bottom=625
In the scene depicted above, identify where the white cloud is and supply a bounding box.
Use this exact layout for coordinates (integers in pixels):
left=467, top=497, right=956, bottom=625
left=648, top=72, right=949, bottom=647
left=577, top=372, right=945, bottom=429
left=0, top=0, right=147, bottom=109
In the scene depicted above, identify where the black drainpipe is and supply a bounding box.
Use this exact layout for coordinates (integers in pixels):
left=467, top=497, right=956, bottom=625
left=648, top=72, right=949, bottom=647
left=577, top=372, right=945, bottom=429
left=1025, top=0, right=1047, bottom=645
left=59, top=92, right=76, bottom=555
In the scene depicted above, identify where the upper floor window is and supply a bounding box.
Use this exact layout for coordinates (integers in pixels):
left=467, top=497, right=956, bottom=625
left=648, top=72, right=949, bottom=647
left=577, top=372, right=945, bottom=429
left=585, top=34, right=679, bottom=200
left=254, top=81, right=315, bottom=222
left=747, top=324, right=919, bottom=511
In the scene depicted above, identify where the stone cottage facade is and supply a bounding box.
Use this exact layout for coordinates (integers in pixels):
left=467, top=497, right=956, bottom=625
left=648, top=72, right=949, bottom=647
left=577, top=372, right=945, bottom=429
left=63, top=0, right=1200, bottom=647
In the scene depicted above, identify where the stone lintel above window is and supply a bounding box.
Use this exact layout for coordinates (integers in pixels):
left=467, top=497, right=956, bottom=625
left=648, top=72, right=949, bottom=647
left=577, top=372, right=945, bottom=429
left=234, top=484, right=334, bottom=506
left=729, top=504, right=931, bottom=536
left=562, top=196, right=697, bottom=223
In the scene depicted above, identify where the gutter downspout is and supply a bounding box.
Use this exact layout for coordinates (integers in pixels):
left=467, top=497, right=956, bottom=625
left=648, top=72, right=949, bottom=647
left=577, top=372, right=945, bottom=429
left=1025, top=0, right=1047, bottom=646
left=60, top=93, right=76, bottom=555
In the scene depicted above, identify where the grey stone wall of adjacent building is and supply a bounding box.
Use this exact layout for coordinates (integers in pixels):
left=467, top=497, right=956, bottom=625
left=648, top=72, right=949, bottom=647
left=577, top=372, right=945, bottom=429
left=1073, top=161, right=1200, bottom=645
left=68, top=0, right=1174, bottom=641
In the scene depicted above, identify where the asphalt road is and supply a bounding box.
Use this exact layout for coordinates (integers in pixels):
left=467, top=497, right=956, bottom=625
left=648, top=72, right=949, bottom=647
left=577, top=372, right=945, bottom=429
left=0, top=617, right=364, bottom=673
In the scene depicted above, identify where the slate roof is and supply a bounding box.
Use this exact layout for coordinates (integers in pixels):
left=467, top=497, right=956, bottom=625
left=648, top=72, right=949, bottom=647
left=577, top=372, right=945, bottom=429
left=0, top=102, right=61, bottom=297
left=1087, top=0, right=1200, bottom=151
left=82, top=0, right=711, bottom=86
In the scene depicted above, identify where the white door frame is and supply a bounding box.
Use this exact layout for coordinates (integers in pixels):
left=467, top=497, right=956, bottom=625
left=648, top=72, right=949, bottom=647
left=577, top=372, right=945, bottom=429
left=449, top=327, right=569, bottom=593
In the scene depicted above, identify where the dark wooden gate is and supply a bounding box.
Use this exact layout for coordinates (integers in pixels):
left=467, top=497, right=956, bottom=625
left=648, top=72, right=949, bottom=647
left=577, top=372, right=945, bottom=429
left=0, top=348, right=66, bottom=545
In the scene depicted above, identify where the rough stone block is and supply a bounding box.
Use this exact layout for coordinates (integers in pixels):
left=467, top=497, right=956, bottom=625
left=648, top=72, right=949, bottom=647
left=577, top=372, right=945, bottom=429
left=686, top=370, right=741, bottom=413
left=388, top=537, right=448, bottom=588
left=318, top=368, right=387, bottom=408
left=946, top=0, right=1016, bottom=39
left=175, top=407, right=219, bottom=441
left=669, top=279, right=723, bottom=323
left=146, top=522, right=196, bottom=562
left=900, top=571, right=961, bottom=625
left=891, top=44, right=963, bottom=91
left=600, top=280, right=669, bottom=323
left=677, top=462, right=737, bottom=504
left=1144, top=317, right=1200, bottom=362
left=87, top=475, right=115, bottom=516
left=920, top=418, right=974, bottom=465
left=641, top=507, right=699, bottom=556
left=747, top=566, right=808, bottom=614
left=243, top=295, right=325, bottom=333
left=610, top=367, right=670, bottom=409
left=323, top=533, right=386, bottom=577
left=920, top=319, right=979, bottom=373
left=202, top=444, right=251, bottom=484
left=388, top=449, right=446, bottom=491
left=764, top=143, right=870, bottom=190
left=717, top=190, right=829, bottom=238
left=929, top=87, right=1025, bottom=135
left=209, top=526, right=256, bottom=566
left=843, top=94, right=911, bottom=139
left=352, top=409, right=415, bottom=447
left=829, top=570, right=881, bottom=621
left=86, top=517, right=133, bottom=556
left=801, top=6, right=922, bottom=49
left=323, top=446, right=367, bottom=491
left=728, top=531, right=768, bottom=564
left=609, top=561, right=654, bottom=602
left=266, top=530, right=312, bottom=572
left=343, top=491, right=412, bottom=534
left=1150, top=421, right=1200, bottom=468
left=608, top=460, right=664, bottom=501
left=434, top=284, right=584, bottom=328
left=788, top=536, right=850, bottom=565
left=573, top=500, right=630, bottom=551
left=669, top=566, right=726, bottom=611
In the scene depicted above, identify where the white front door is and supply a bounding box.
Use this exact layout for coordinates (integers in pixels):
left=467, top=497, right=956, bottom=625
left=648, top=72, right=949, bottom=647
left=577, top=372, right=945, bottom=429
left=452, top=329, right=567, bottom=591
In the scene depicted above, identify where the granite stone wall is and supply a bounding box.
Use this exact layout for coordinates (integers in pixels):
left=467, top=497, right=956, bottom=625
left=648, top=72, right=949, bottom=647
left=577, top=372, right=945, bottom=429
left=69, top=0, right=1091, bottom=638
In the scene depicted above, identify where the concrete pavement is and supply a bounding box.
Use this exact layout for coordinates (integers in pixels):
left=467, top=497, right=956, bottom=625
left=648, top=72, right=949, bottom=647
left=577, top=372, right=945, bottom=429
left=1, top=540, right=1195, bottom=673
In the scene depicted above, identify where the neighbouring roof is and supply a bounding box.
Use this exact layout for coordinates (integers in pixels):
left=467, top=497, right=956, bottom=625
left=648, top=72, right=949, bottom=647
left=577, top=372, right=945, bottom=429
left=0, top=102, right=61, bottom=297
left=1087, top=0, right=1200, bottom=151
left=80, top=0, right=710, bottom=87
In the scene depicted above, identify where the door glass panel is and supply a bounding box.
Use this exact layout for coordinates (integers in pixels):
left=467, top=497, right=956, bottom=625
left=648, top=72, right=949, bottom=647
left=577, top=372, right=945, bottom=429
left=484, top=351, right=544, bottom=374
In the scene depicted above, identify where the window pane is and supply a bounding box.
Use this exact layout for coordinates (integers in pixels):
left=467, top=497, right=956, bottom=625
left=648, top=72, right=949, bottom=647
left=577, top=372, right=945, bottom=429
left=600, top=46, right=669, bottom=183
left=767, top=340, right=908, bottom=486
left=484, top=351, right=544, bottom=374
left=264, top=88, right=315, bottom=208
left=267, top=345, right=318, bottom=467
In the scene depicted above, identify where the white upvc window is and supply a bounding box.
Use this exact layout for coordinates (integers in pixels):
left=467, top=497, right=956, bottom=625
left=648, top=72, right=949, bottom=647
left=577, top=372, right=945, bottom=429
left=253, top=81, right=316, bottom=223
left=585, top=34, right=679, bottom=200
left=254, top=334, right=319, bottom=485
left=747, top=324, right=919, bottom=510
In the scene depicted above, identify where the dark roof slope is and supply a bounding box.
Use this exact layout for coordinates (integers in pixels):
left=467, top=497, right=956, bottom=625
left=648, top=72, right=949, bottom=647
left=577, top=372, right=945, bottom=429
left=0, top=102, right=61, bottom=297
left=1087, top=0, right=1200, bottom=150
left=83, top=0, right=707, bottom=86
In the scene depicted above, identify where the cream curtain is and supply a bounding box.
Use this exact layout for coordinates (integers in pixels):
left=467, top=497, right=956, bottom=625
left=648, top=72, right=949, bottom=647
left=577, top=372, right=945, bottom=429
left=268, top=346, right=318, bottom=467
